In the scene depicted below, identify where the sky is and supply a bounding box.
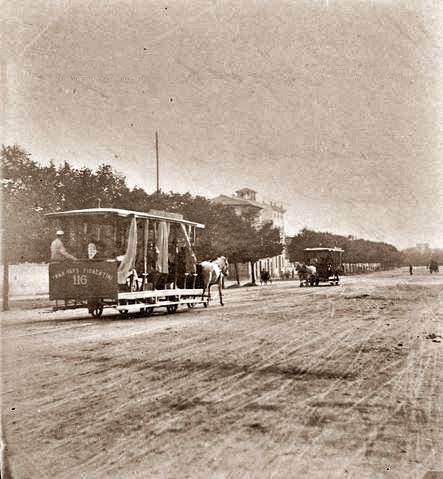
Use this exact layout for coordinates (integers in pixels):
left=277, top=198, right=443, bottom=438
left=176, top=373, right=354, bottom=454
left=2, top=0, right=443, bottom=249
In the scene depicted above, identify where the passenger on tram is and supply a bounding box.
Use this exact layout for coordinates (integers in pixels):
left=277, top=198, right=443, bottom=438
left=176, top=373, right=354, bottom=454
left=87, top=236, right=99, bottom=259
left=102, top=235, right=119, bottom=259
left=87, top=235, right=110, bottom=260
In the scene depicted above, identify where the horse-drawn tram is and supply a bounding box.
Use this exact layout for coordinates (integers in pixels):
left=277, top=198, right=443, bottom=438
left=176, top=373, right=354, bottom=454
left=303, top=247, right=344, bottom=286
left=46, top=207, right=211, bottom=318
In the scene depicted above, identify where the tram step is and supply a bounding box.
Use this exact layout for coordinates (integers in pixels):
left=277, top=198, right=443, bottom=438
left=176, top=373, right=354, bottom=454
left=118, top=288, right=204, bottom=301
left=116, top=298, right=208, bottom=313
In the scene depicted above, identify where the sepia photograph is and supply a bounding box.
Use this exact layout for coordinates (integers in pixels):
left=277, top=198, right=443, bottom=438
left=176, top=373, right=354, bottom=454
left=1, top=0, right=442, bottom=478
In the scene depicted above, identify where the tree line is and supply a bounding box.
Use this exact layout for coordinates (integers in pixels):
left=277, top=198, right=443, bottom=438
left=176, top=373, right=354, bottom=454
left=287, top=228, right=403, bottom=267
left=1, top=145, right=282, bottom=283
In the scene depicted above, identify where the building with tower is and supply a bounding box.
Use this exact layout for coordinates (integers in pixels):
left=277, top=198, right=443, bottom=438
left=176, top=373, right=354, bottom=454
left=212, top=188, right=291, bottom=281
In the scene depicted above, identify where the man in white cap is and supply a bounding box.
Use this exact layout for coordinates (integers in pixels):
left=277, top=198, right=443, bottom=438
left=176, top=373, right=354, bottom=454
left=50, top=230, right=77, bottom=261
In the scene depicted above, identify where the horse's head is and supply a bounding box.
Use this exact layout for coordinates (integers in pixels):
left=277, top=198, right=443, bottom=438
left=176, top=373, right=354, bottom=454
left=216, top=256, right=229, bottom=276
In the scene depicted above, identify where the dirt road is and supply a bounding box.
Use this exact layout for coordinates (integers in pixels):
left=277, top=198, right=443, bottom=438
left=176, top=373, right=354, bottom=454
left=2, top=267, right=442, bottom=478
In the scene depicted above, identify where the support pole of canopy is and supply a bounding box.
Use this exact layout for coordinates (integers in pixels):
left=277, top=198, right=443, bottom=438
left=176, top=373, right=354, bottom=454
left=173, top=224, right=178, bottom=288
left=143, top=219, right=149, bottom=274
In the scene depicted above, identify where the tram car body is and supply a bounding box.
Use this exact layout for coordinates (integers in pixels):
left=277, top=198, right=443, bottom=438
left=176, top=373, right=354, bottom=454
left=46, top=208, right=207, bottom=317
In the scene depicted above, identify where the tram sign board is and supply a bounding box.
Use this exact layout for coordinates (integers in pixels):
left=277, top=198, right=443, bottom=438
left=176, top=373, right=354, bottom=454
left=49, top=260, right=118, bottom=300
left=148, top=209, right=184, bottom=220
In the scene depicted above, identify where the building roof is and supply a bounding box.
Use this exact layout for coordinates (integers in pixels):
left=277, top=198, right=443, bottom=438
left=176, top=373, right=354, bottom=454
left=213, top=194, right=286, bottom=214
left=212, top=194, right=263, bottom=209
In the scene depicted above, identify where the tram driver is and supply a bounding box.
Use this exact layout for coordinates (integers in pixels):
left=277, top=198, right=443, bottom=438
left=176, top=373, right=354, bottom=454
left=50, top=230, right=77, bottom=261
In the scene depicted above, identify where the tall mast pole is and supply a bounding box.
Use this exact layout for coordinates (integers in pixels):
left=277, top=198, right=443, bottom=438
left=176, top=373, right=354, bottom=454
left=2, top=60, right=9, bottom=311
left=155, top=131, right=159, bottom=194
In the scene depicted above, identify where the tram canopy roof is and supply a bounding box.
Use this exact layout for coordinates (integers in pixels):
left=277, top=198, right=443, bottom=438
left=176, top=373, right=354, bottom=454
left=304, top=247, right=344, bottom=253
left=46, top=208, right=205, bottom=229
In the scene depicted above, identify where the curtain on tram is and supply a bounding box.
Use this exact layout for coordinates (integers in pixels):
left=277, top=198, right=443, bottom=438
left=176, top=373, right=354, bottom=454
left=156, top=221, right=170, bottom=273
left=143, top=219, right=149, bottom=273
left=180, top=223, right=197, bottom=273
left=117, top=216, right=138, bottom=284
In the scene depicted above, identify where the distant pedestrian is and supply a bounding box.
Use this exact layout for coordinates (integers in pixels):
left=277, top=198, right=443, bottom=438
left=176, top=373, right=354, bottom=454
left=409, top=264, right=413, bottom=275
left=50, top=230, right=77, bottom=261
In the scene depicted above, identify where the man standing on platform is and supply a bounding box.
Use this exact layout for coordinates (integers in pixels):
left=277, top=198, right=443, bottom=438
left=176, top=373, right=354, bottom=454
left=50, top=230, right=77, bottom=261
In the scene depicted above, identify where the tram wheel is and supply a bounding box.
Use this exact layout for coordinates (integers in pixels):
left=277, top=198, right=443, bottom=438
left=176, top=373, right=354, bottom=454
left=167, top=304, right=178, bottom=314
left=187, top=302, right=196, bottom=309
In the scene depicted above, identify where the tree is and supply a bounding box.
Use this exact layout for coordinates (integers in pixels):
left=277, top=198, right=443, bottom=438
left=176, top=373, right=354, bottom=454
left=287, top=227, right=402, bottom=268
left=2, top=145, right=60, bottom=262
left=1, top=145, right=132, bottom=262
left=235, top=220, right=284, bottom=284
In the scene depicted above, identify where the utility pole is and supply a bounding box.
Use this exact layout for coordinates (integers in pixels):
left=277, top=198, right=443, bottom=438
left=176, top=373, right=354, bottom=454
left=155, top=130, right=159, bottom=194
left=2, top=196, right=8, bottom=312
left=1, top=60, right=9, bottom=311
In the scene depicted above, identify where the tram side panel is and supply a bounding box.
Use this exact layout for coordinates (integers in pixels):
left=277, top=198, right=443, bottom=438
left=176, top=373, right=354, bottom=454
left=49, top=261, right=118, bottom=302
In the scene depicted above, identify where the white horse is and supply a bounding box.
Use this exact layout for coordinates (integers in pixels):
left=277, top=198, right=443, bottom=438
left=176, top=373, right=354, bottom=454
left=295, top=262, right=317, bottom=287
left=199, top=256, right=229, bottom=306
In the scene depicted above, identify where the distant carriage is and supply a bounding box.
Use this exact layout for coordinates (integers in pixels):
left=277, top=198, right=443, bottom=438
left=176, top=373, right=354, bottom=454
left=429, top=260, right=439, bottom=274
left=298, top=247, right=344, bottom=287
left=295, top=263, right=317, bottom=287
left=46, top=207, right=217, bottom=317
